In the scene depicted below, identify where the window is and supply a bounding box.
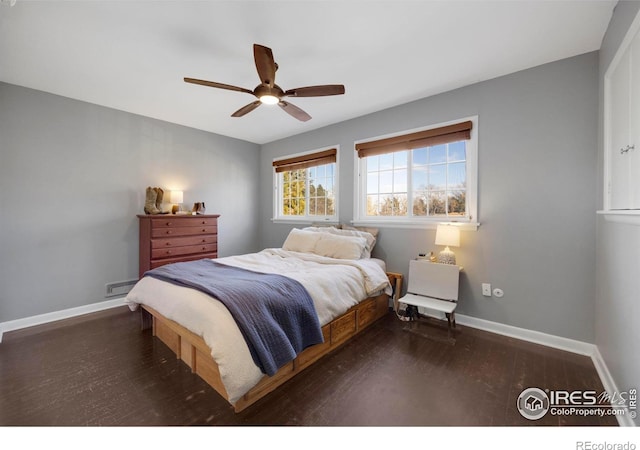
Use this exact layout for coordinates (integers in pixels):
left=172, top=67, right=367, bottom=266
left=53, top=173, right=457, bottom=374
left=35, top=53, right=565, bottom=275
left=273, top=147, right=338, bottom=222
left=354, top=118, right=478, bottom=228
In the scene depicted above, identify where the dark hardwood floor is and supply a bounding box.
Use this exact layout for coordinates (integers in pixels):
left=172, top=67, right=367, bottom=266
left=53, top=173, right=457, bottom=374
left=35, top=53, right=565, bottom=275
left=0, top=306, right=618, bottom=426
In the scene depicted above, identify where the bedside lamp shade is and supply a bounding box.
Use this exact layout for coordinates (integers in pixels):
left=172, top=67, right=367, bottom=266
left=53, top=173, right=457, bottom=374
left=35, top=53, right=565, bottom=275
left=435, top=224, right=460, bottom=265
left=170, top=190, right=183, bottom=204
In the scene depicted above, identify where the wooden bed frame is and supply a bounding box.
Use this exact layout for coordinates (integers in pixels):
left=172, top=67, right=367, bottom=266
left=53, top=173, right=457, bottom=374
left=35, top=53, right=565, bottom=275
left=141, top=272, right=403, bottom=412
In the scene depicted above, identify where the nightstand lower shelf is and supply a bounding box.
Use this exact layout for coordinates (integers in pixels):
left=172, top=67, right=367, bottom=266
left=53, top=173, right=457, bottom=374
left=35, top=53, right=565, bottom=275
left=398, top=293, right=457, bottom=334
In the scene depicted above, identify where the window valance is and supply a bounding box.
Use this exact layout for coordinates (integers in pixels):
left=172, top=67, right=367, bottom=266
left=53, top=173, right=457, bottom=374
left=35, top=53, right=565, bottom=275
left=273, top=148, right=337, bottom=173
left=355, top=121, right=472, bottom=158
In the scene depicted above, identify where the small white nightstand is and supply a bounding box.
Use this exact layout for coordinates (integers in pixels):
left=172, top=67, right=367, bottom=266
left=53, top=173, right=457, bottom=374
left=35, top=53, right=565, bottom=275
left=398, top=260, right=461, bottom=337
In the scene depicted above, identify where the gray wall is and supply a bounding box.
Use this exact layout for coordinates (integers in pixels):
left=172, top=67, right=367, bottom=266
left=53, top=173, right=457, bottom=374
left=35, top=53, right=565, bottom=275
left=260, top=52, right=600, bottom=343
left=0, top=82, right=260, bottom=322
left=596, top=0, right=640, bottom=426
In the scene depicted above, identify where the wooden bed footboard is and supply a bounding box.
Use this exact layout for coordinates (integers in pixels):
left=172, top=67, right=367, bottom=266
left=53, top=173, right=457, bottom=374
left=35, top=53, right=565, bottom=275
left=142, top=272, right=403, bottom=412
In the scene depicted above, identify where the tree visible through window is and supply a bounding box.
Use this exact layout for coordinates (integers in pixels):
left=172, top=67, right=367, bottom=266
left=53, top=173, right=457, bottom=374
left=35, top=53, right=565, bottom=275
left=274, top=148, right=337, bottom=221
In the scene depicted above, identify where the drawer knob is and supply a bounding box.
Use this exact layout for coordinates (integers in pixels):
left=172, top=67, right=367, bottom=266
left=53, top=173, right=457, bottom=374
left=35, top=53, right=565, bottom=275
left=166, top=251, right=172, bottom=255
left=166, top=222, right=172, bottom=226
left=202, top=229, right=206, bottom=232
left=166, top=230, right=172, bottom=234
left=202, top=221, right=206, bottom=224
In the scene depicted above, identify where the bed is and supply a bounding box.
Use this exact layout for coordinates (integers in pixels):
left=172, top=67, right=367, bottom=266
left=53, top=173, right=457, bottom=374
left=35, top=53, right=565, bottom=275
left=125, top=226, right=403, bottom=412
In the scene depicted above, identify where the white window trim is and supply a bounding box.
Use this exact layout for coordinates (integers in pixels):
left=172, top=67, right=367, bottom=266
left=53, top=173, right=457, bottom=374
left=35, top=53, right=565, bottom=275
left=272, top=145, right=340, bottom=224
left=353, top=116, right=479, bottom=230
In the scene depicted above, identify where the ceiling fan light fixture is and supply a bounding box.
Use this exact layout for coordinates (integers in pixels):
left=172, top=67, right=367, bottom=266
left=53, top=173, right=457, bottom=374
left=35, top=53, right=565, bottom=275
left=259, top=94, right=279, bottom=105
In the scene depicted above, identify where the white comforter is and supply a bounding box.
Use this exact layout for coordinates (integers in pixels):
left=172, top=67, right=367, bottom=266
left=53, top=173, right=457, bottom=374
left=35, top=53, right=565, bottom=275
left=125, top=248, right=391, bottom=403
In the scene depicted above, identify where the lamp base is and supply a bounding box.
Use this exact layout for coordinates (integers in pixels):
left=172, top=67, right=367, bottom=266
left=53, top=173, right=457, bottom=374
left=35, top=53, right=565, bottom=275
left=437, top=247, right=456, bottom=265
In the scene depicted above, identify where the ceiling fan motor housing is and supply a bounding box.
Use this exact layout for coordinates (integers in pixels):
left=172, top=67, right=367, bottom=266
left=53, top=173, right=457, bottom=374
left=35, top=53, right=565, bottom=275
left=255, top=84, right=284, bottom=103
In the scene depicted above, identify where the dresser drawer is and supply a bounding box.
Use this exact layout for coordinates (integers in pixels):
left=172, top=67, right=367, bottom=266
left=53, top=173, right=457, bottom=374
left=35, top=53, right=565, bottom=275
left=149, top=253, right=218, bottom=270
left=152, top=235, right=217, bottom=249
left=151, top=225, right=217, bottom=238
left=150, top=217, right=218, bottom=228
left=152, top=243, right=218, bottom=260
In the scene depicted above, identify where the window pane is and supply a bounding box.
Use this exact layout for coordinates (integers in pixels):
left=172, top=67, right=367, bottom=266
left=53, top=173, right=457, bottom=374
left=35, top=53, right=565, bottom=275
left=428, top=191, right=446, bottom=216
left=316, top=165, right=325, bottom=178
left=393, top=169, right=407, bottom=192
left=367, top=195, right=380, bottom=216
left=327, top=164, right=334, bottom=176
left=448, top=162, right=466, bottom=188
left=367, top=172, right=379, bottom=194
left=413, top=147, right=428, bottom=166
left=429, top=164, right=446, bottom=190
left=326, top=194, right=335, bottom=215
left=448, top=190, right=466, bottom=216
left=413, top=193, right=428, bottom=216
left=448, top=141, right=466, bottom=162
left=378, top=194, right=407, bottom=216
left=394, top=150, right=408, bottom=168
left=395, top=194, right=408, bottom=216
left=324, top=179, right=334, bottom=192
left=379, top=171, right=393, bottom=193
left=412, top=168, right=428, bottom=191
left=429, top=145, right=446, bottom=164
left=308, top=197, right=317, bottom=215
left=379, top=153, right=393, bottom=170
left=367, top=155, right=379, bottom=173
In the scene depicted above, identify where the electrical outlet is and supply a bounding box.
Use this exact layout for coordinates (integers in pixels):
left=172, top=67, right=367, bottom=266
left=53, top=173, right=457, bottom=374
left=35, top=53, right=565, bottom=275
left=482, top=283, right=492, bottom=296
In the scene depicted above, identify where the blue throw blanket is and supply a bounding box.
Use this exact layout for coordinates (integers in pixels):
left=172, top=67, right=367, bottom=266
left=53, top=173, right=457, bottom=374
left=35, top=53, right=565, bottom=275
left=144, top=259, right=324, bottom=376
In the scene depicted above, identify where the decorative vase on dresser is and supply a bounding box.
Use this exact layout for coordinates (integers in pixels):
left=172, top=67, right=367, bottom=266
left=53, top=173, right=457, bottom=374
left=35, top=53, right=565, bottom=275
left=137, top=214, right=219, bottom=278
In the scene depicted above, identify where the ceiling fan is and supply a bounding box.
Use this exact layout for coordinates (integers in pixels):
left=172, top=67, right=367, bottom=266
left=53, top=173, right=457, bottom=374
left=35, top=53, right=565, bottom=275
left=184, top=44, right=345, bottom=122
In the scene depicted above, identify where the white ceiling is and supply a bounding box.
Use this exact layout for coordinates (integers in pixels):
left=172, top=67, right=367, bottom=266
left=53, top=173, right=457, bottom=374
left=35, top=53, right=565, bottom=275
left=0, top=1, right=616, bottom=144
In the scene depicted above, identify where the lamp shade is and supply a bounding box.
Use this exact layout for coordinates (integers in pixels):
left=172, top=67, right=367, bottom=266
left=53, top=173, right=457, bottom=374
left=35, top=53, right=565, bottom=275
left=435, top=224, right=460, bottom=248
left=170, top=190, right=183, bottom=204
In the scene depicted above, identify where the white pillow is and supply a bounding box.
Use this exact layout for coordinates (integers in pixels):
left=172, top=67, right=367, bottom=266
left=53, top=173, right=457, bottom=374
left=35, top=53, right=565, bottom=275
left=303, top=226, right=376, bottom=258
left=282, top=228, right=322, bottom=253
left=313, top=233, right=367, bottom=260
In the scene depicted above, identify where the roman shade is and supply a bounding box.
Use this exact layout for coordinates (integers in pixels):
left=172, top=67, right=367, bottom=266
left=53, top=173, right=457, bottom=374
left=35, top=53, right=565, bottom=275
left=355, top=121, right=473, bottom=158
left=273, top=148, right=337, bottom=173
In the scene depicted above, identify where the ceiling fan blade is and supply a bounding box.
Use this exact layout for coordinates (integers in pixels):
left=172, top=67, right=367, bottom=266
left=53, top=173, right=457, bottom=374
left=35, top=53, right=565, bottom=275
left=278, top=100, right=311, bottom=122
left=253, top=44, right=277, bottom=87
left=184, top=77, right=253, bottom=95
left=231, top=100, right=261, bottom=117
left=284, top=85, right=345, bottom=97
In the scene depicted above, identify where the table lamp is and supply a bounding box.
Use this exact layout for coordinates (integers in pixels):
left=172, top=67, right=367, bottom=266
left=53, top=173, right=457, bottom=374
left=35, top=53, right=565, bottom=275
left=170, top=190, right=184, bottom=214
left=435, top=223, right=460, bottom=265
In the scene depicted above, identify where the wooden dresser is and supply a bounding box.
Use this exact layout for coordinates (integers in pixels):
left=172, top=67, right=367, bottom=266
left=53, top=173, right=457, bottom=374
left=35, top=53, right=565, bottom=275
left=137, top=214, right=219, bottom=278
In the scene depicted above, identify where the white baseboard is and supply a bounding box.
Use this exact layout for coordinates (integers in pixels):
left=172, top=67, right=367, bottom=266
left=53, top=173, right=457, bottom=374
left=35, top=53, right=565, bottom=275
left=0, top=298, right=127, bottom=343
left=590, top=346, right=637, bottom=427
left=456, top=313, right=596, bottom=356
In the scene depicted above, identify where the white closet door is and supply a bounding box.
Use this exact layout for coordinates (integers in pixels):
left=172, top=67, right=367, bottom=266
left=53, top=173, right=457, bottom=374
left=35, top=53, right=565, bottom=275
left=630, top=31, right=640, bottom=208
left=610, top=48, right=631, bottom=209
